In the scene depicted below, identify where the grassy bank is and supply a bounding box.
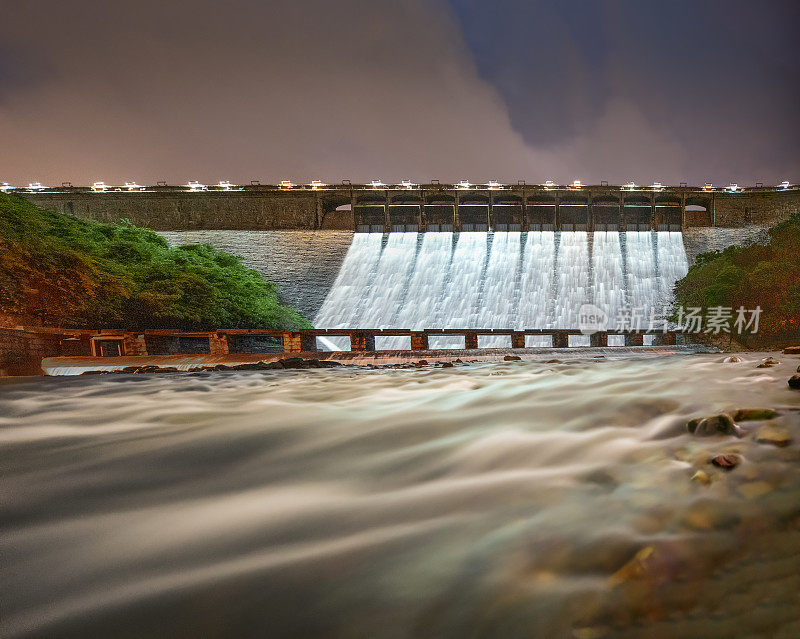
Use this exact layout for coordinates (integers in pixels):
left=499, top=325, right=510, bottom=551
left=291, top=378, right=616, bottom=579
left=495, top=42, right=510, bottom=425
left=673, top=213, right=800, bottom=349
left=0, top=193, right=311, bottom=330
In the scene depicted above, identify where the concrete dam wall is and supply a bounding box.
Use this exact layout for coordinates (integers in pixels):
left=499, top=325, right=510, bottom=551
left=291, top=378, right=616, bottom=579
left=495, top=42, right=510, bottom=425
left=19, top=183, right=800, bottom=232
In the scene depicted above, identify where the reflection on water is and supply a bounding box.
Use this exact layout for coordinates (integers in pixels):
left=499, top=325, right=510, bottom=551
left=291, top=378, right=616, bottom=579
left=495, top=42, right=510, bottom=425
left=2, top=353, right=799, bottom=638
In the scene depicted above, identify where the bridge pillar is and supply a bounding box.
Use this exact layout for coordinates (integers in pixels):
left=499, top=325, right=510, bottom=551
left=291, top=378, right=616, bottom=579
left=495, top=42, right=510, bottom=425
left=410, top=331, right=429, bottom=351
left=463, top=331, right=478, bottom=350
left=653, top=332, right=677, bottom=346
left=589, top=332, right=608, bottom=347
left=520, top=186, right=528, bottom=232
left=553, top=332, right=569, bottom=348
left=650, top=195, right=657, bottom=231
left=554, top=194, right=560, bottom=230
left=587, top=192, right=593, bottom=233
left=283, top=332, right=317, bottom=352
left=350, top=332, right=376, bottom=352
left=511, top=331, right=525, bottom=349
left=209, top=333, right=230, bottom=355
left=454, top=191, right=461, bottom=231
left=625, top=332, right=644, bottom=347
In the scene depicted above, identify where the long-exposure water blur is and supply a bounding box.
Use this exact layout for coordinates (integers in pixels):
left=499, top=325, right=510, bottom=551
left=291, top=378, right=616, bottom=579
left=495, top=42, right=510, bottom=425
left=3, top=352, right=799, bottom=638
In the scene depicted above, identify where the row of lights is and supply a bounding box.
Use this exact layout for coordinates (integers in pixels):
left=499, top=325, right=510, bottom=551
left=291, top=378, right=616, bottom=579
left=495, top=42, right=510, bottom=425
left=2, top=180, right=794, bottom=193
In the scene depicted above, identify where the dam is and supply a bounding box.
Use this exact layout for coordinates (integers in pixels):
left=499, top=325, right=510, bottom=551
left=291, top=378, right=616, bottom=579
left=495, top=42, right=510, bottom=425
left=16, top=181, right=800, bottom=231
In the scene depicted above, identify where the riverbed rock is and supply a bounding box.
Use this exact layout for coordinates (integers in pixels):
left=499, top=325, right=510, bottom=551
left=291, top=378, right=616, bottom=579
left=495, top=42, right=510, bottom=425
left=711, top=454, right=741, bottom=470
left=754, top=423, right=792, bottom=447
left=504, top=355, right=521, bottom=361
left=783, top=346, right=800, bottom=354
left=723, top=355, right=743, bottom=363
left=788, top=375, right=800, bottom=389
left=687, top=413, right=738, bottom=436
left=733, top=408, right=778, bottom=421
left=756, top=357, right=780, bottom=368
left=440, top=361, right=454, bottom=368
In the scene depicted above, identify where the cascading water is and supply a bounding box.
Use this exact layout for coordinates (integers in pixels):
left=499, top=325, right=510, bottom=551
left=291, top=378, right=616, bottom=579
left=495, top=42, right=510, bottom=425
left=313, top=231, right=689, bottom=349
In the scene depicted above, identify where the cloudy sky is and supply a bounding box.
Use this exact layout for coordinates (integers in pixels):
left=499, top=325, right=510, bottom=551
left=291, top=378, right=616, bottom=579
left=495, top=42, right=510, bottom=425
left=1, top=0, right=798, bottom=186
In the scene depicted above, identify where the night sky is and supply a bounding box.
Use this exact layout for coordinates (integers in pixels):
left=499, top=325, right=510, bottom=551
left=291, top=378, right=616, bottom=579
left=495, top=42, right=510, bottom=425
left=1, top=0, right=798, bottom=186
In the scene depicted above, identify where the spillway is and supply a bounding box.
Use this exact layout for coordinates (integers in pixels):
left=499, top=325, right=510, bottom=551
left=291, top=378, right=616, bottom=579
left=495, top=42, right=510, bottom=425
left=314, top=231, right=689, bottom=347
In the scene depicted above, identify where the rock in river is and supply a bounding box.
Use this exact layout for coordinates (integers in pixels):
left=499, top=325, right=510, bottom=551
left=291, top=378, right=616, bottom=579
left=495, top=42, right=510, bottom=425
left=687, top=413, right=739, bottom=436
left=754, top=424, right=792, bottom=447
left=733, top=408, right=778, bottom=421
left=788, top=375, right=800, bottom=390
left=711, top=454, right=741, bottom=470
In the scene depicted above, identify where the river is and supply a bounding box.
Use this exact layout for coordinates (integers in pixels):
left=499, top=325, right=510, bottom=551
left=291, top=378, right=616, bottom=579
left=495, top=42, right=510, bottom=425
left=2, top=351, right=799, bottom=638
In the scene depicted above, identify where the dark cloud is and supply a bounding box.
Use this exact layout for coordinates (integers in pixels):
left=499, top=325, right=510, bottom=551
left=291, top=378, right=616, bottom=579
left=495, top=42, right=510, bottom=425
left=449, top=0, right=800, bottom=184
left=1, top=0, right=797, bottom=186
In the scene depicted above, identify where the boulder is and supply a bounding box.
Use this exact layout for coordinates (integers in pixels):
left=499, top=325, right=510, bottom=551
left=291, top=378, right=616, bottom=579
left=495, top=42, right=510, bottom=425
left=756, top=357, right=780, bottom=368
left=440, top=361, right=454, bottom=368
left=503, top=355, right=522, bottom=361
left=733, top=408, right=778, bottom=421
left=789, top=375, right=800, bottom=390
left=687, top=413, right=738, bottom=436
left=723, top=355, right=743, bottom=363
left=782, top=346, right=800, bottom=354
left=754, top=424, right=792, bottom=447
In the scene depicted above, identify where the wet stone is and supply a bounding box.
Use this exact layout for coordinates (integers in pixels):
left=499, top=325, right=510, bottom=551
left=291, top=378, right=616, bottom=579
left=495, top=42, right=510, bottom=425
left=504, top=355, right=522, bottom=361
left=440, top=362, right=454, bottom=368
left=711, top=454, right=741, bottom=470
left=782, top=346, right=800, bottom=354
left=691, top=470, right=712, bottom=485
left=754, top=424, right=792, bottom=447
left=733, top=408, right=778, bottom=421
left=687, top=413, right=738, bottom=437
left=756, top=357, right=780, bottom=368
left=788, top=375, right=800, bottom=390
left=723, top=355, right=743, bottom=363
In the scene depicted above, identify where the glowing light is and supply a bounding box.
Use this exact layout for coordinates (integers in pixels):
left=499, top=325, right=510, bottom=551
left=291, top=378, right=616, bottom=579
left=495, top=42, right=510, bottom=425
left=727, top=183, right=739, bottom=192
left=309, top=180, right=325, bottom=190
left=186, top=180, right=205, bottom=191
left=458, top=180, right=471, bottom=189
left=779, top=180, right=790, bottom=189
left=400, top=179, right=416, bottom=189
left=572, top=180, right=582, bottom=188
left=370, top=180, right=385, bottom=188
left=125, top=181, right=143, bottom=191
left=703, top=183, right=714, bottom=191
left=486, top=180, right=501, bottom=189
left=544, top=180, right=555, bottom=189
left=0, top=182, right=12, bottom=193
left=279, top=180, right=295, bottom=188
left=217, top=180, right=233, bottom=190
left=28, top=182, right=45, bottom=191
left=651, top=182, right=663, bottom=190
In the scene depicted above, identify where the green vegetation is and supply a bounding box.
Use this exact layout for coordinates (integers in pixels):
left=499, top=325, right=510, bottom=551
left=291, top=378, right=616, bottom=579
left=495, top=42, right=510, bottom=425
left=673, top=213, right=800, bottom=347
left=0, top=193, right=311, bottom=330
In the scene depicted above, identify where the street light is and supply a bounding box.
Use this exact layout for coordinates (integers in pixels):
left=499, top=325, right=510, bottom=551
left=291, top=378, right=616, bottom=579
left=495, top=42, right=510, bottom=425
left=571, top=179, right=582, bottom=188
left=779, top=180, right=790, bottom=189
left=91, top=181, right=108, bottom=192
left=279, top=180, right=295, bottom=188
left=458, top=180, right=471, bottom=189
left=624, top=182, right=637, bottom=190
left=0, top=182, right=12, bottom=193
left=486, top=180, right=501, bottom=189
left=370, top=179, right=385, bottom=188
left=186, top=180, right=205, bottom=191
left=309, top=180, right=325, bottom=190
left=28, top=182, right=45, bottom=191
left=125, top=181, right=143, bottom=191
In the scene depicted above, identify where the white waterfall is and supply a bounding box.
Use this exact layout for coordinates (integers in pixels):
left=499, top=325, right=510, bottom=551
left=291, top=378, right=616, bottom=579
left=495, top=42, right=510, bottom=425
left=313, top=231, right=689, bottom=350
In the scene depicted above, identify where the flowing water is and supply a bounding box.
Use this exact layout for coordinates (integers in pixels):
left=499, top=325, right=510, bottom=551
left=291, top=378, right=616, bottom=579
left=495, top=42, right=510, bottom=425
left=2, top=353, right=799, bottom=638
left=314, top=231, right=690, bottom=344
